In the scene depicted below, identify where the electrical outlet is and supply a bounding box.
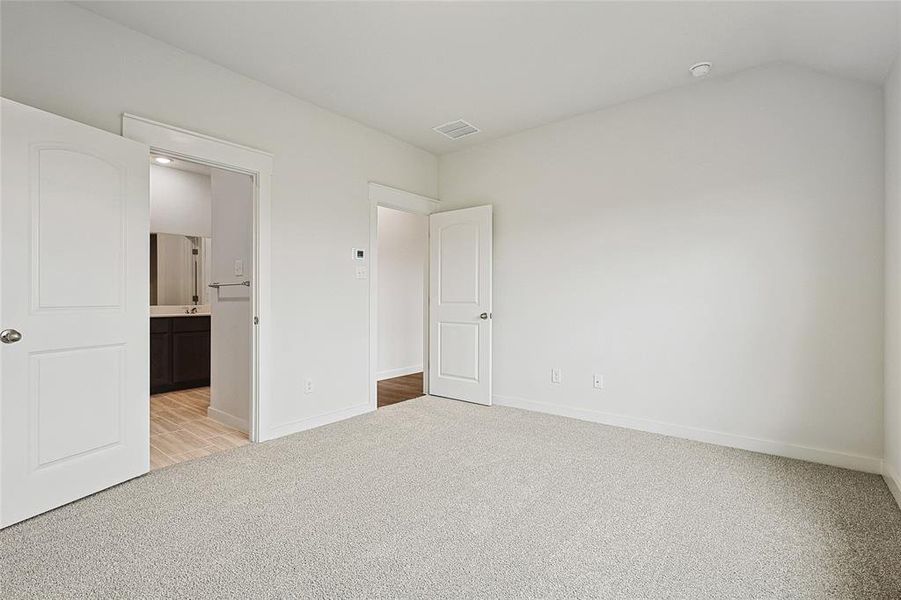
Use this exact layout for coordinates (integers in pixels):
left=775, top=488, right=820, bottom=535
left=304, top=378, right=314, bottom=394
left=593, top=374, right=604, bottom=389
left=551, top=368, right=562, bottom=384
left=234, top=259, right=244, bottom=276
left=355, top=266, right=368, bottom=280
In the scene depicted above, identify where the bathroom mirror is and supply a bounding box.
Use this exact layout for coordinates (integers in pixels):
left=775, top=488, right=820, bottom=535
left=150, top=233, right=211, bottom=306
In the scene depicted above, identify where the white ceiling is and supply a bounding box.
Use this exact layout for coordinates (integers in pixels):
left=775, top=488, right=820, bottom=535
left=79, top=1, right=900, bottom=155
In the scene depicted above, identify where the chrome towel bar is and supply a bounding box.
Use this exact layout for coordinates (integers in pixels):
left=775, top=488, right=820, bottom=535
left=208, top=280, right=251, bottom=289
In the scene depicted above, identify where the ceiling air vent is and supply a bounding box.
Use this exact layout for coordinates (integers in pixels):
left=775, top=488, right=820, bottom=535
left=433, top=119, right=480, bottom=140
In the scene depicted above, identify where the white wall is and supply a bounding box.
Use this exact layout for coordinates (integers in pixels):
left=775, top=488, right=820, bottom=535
left=150, top=165, right=212, bottom=306
left=150, top=165, right=212, bottom=237
left=0, top=2, right=437, bottom=439
left=884, top=36, right=901, bottom=504
left=377, top=206, right=427, bottom=379
left=440, top=64, right=885, bottom=472
left=209, top=169, right=253, bottom=431
left=3, top=3, right=890, bottom=475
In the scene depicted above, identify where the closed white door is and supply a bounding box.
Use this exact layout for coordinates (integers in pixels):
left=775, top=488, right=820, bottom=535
left=1, top=99, right=150, bottom=527
left=429, top=205, right=492, bottom=405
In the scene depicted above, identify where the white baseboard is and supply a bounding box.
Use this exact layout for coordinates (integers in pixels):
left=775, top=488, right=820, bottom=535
left=206, top=407, right=249, bottom=434
left=884, top=462, right=901, bottom=510
left=262, top=402, right=373, bottom=441
left=493, top=394, right=883, bottom=474
left=377, top=365, right=423, bottom=381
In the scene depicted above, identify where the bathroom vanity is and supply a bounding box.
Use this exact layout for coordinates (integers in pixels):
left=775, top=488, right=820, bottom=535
left=150, top=312, right=211, bottom=394
left=149, top=231, right=212, bottom=394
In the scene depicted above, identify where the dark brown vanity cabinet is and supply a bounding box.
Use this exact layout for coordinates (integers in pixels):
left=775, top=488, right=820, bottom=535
left=150, top=316, right=211, bottom=394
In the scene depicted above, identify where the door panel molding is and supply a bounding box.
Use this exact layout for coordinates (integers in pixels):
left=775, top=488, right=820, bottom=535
left=31, top=343, right=126, bottom=469
left=30, top=144, right=128, bottom=313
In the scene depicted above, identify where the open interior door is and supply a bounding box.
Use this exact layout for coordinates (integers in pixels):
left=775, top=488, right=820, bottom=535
left=428, top=205, right=492, bottom=405
left=1, top=99, right=150, bottom=527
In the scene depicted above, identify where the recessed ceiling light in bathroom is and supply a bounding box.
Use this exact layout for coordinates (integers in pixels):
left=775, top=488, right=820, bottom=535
left=689, top=62, right=713, bottom=78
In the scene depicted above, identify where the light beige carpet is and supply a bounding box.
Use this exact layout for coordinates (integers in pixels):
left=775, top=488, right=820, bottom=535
left=2, top=396, right=900, bottom=599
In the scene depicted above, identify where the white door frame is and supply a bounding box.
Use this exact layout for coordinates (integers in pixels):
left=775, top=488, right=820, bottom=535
left=122, top=114, right=273, bottom=442
left=368, top=183, right=439, bottom=410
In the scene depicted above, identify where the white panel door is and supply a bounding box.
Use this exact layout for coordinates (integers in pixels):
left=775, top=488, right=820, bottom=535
left=429, top=205, right=492, bottom=405
left=1, top=99, right=150, bottom=527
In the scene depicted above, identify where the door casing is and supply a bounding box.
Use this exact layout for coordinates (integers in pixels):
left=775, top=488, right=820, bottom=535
left=368, top=183, right=440, bottom=410
left=122, top=114, right=273, bottom=442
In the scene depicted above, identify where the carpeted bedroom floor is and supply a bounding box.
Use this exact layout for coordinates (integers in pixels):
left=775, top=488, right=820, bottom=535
left=2, top=396, right=900, bottom=599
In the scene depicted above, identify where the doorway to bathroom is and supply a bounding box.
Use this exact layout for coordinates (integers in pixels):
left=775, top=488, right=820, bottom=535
left=148, top=155, right=253, bottom=469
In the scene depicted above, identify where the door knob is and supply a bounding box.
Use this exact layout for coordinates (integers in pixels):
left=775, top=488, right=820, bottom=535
left=479, top=313, right=489, bottom=320
left=1, top=329, right=22, bottom=344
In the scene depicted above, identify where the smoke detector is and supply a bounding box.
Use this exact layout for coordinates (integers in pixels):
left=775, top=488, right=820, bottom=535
left=689, top=62, right=713, bottom=78
left=433, top=119, right=480, bottom=140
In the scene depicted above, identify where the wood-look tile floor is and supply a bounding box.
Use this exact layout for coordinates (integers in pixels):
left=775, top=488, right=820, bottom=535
left=377, top=372, right=424, bottom=408
left=150, top=387, right=249, bottom=470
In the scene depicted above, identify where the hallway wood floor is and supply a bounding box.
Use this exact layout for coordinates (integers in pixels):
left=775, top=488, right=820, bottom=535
left=150, top=387, right=249, bottom=470
left=378, top=372, right=424, bottom=408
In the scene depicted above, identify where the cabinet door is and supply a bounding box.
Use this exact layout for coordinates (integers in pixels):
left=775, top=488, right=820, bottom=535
left=150, top=332, right=171, bottom=390
left=172, top=330, right=211, bottom=384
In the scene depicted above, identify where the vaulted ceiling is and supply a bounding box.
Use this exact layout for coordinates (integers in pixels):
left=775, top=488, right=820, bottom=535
left=79, top=1, right=900, bottom=154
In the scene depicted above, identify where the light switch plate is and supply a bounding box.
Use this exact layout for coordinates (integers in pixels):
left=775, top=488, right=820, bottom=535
left=551, top=368, right=562, bottom=384
left=355, top=266, right=368, bottom=280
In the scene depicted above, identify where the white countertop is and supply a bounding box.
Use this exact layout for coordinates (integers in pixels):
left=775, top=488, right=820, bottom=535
left=150, top=305, right=211, bottom=318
